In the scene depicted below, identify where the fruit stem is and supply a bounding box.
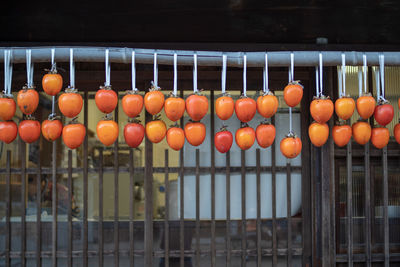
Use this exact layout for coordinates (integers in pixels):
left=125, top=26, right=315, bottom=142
left=99, top=85, right=112, bottom=90
left=150, top=81, right=160, bottom=91
left=65, top=86, right=78, bottom=93
left=128, top=117, right=141, bottom=124
left=240, top=122, right=249, bottom=128
left=24, top=114, right=36, bottom=121
left=219, top=124, right=228, bottom=132
left=103, top=113, right=113, bottom=120
left=48, top=113, right=59, bottom=121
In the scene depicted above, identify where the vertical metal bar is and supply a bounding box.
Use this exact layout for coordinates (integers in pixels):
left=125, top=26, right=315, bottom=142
left=19, top=138, right=26, bottom=267
left=334, top=159, right=341, bottom=263
left=364, top=144, right=371, bottom=266
left=99, top=148, right=104, bottom=267
left=321, top=67, right=333, bottom=267
left=241, top=150, right=246, bottom=267
left=144, top=108, right=154, bottom=267
left=129, top=148, right=135, bottom=267
left=36, top=150, right=41, bottom=267
left=370, top=164, right=376, bottom=249
left=164, top=149, right=169, bottom=267
left=328, top=67, right=337, bottom=266
left=256, top=149, right=261, bottom=266
left=195, top=149, right=200, bottom=267
left=271, top=116, right=278, bottom=266
left=179, top=89, right=185, bottom=267
left=286, top=160, right=292, bottom=266
left=5, top=150, right=11, bottom=267
left=329, top=135, right=336, bottom=267
left=114, top=98, right=120, bottom=267
left=301, top=77, right=312, bottom=267
left=346, top=141, right=353, bottom=267
left=383, top=147, right=389, bottom=267
left=365, top=67, right=373, bottom=267
left=308, top=71, right=318, bottom=267
left=52, top=140, right=57, bottom=266
left=311, top=146, right=322, bottom=266
left=210, top=90, right=216, bottom=267
left=226, top=151, right=231, bottom=267
left=83, top=91, right=89, bottom=267
left=368, top=67, right=376, bottom=250
left=68, top=150, right=73, bottom=267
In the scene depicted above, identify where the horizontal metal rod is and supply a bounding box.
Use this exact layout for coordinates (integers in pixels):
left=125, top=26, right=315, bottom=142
left=0, top=248, right=304, bottom=258
left=0, top=47, right=399, bottom=66
left=0, top=165, right=302, bottom=175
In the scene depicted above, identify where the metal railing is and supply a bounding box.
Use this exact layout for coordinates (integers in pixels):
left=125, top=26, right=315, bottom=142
left=0, top=46, right=399, bottom=267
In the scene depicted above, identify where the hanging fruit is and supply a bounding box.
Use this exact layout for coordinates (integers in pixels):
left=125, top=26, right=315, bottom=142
left=235, top=54, right=255, bottom=123
left=217, top=54, right=234, bottom=121
left=374, top=100, right=394, bottom=126
left=310, top=53, right=333, bottom=124
left=146, top=118, right=167, bottom=143
left=123, top=51, right=142, bottom=118
left=165, top=52, right=186, bottom=122
left=19, top=118, right=41, bottom=143
left=310, top=96, right=334, bottom=124
left=394, top=121, right=400, bottom=144
left=19, top=50, right=38, bottom=116
left=165, top=94, right=185, bottom=122
left=356, top=55, right=375, bottom=119
left=58, top=88, right=83, bottom=118
left=283, top=81, right=303, bottom=107
left=284, top=53, right=303, bottom=108
left=184, top=121, right=206, bottom=146
left=42, top=70, right=63, bottom=96
left=215, top=94, right=235, bottom=120
left=257, top=91, right=278, bottom=118
left=332, top=124, right=352, bottom=147
left=166, top=126, right=185, bottom=151
left=144, top=85, right=165, bottom=115
left=0, top=94, right=16, bottom=121
left=235, top=96, right=256, bottom=123
left=371, top=127, right=390, bottom=149
left=257, top=53, right=277, bottom=119
left=335, top=97, right=355, bottom=120
left=96, top=49, right=117, bottom=114
left=145, top=52, right=164, bottom=115
left=62, top=122, right=86, bottom=149
left=373, top=54, right=393, bottom=127
left=97, top=118, right=119, bottom=146
left=122, top=90, right=143, bottom=118
left=352, top=121, right=371, bottom=145
left=124, top=120, right=145, bottom=148
left=255, top=122, right=275, bottom=148
left=186, top=93, right=209, bottom=121
left=1, top=50, right=14, bottom=121
left=308, top=122, right=329, bottom=147
left=60, top=49, right=82, bottom=119
left=95, top=86, right=118, bottom=114
left=0, top=121, right=18, bottom=144
left=17, top=87, right=39, bottom=115
left=41, top=118, right=63, bottom=142
left=235, top=125, right=255, bottom=150
left=214, top=127, right=233, bottom=153
left=356, top=93, right=376, bottom=119
left=280, top=133, right=302, bottom=159
left=281, top=53, right=302, bottom=158
left=335, top=53, right=355, bottom=121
